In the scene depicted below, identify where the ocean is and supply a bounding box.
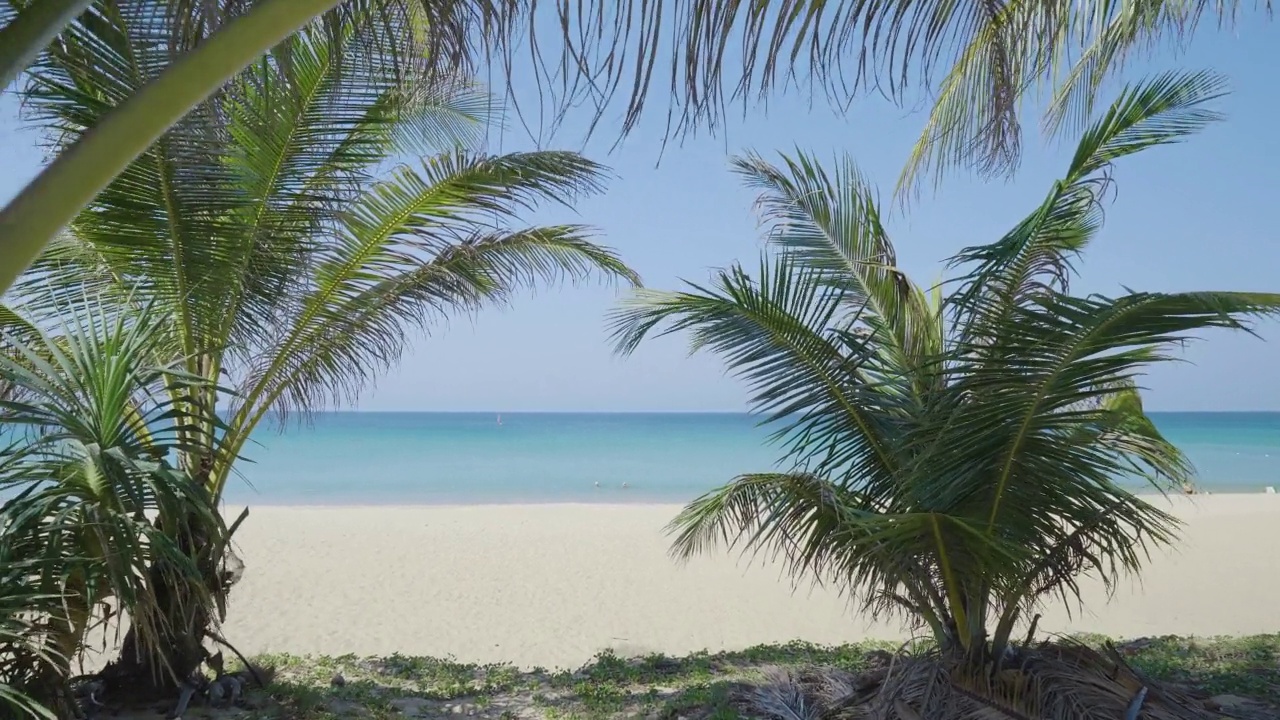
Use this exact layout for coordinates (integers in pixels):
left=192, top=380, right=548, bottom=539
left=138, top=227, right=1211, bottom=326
left=223, top=412, right=1280, bottom=506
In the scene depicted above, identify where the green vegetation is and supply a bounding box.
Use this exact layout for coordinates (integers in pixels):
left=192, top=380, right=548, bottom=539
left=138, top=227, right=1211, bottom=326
left=8, top=3, right=632, bottom=506
left=105, top=636, right=1275, bottom=719
left=254, top=641, right=904, bottom=720
left=0, top=303, right=237, bottom=715
left=0, top=4, right=634, bottom=711
left=609, top=70, right=1280, bottom=719
left=0, top=578, right=60, bottom=719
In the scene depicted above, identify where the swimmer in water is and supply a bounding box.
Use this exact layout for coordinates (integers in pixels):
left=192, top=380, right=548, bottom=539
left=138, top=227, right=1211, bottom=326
left=621, top=482, right=630, bottom=489
left=594, top=481, right=601, bottom=488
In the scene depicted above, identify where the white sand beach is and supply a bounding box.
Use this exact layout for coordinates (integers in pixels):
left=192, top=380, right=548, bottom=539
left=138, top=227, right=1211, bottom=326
left=200, top=495, right=1279, bottom=670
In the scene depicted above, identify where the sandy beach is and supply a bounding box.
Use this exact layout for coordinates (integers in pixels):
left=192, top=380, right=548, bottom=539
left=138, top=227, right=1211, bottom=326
left=201, top=495, right=1279, bottom=670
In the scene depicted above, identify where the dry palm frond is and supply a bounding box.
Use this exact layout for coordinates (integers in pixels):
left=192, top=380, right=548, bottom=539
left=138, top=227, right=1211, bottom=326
left=874, top=642, right=1213, bottom=720
left=752, top=667, right=827, bottom=720
left=731, top=643, right=1218, bottom=720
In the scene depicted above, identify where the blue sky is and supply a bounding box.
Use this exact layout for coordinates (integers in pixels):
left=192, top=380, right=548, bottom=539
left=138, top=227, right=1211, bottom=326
left=2, top=19, right=1277, bottom=412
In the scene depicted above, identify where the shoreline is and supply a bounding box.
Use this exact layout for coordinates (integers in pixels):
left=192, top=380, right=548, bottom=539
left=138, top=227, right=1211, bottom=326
left=146, top=495, right=1280, bottom=671
left=221, top=487, right=1280, bottom=510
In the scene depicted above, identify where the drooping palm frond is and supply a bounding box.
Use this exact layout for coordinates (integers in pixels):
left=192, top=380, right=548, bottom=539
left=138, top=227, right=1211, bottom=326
left=3, top=0, right=1262, bottom=169
left=666, top=472, right=961, bottom=643
left=612, top=256, right=905, bottom=484
left=613, top=71, right=1280, bottom=679
left=507, top=0, right=1263, bottom=198
left=218, top=149, right=635, bottom=495
left=0, top=0, right=1265, bottom=309
left=5, top=0, right=1263, bottom=193
left=887, top=0, right=1255, bottom=197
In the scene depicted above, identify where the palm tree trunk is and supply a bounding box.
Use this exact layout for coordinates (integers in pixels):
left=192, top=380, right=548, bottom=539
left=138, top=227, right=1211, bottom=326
left=30, top=581, right=92, bottom=716
left=101, top=506, right=228, bottom=698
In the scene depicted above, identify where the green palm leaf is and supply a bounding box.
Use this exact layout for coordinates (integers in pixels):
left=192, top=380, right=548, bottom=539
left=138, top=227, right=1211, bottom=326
left=731, top=151, right=943, bottom=397
left=205, top=149, right=635, bottom=496
left=947, top=70, right=1227, bottom=342
left=0, top=0, right=1268, bottom=303
left=612, top=255, right=904, bottom=491
left=16, top=6, right=490, bottom=371
left=668, top=472, right=961, bottom=642
left=0, top=557, right=62, bottom=719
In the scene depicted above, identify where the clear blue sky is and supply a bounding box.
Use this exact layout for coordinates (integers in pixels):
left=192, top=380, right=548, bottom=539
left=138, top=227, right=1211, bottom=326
left=2, top=19, right=1277, bottom=412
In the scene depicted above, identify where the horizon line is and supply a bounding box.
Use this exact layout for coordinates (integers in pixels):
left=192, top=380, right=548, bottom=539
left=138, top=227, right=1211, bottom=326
left=255, top=408, right=1280, bottom=414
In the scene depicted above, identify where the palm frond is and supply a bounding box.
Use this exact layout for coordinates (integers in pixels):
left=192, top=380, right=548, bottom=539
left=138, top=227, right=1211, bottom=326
left=0, top=683, right=54, bottom=719
left=503, top=0, right=1260, bottom=193
left=16, top=0, right=242, bottom=363
left=732, top=151, right=943, bottom=398
left=947, top=69, right=1227, bottom=338
left=0, top=0, right=1266, bottom=313
left=922, top=289, right=1280, bottom=644
left=214, top=18, right=489, bottom=362
left=668, top=472, right=996, bottom=643
left=14, top=5, right=642, bottom=510
left=945, top=290, right=1280, bottom=504
left=0, top=561, right=61, bottom=719
left=16, top=2, right=490, bottom=369
left=1039, top=0, right=1211, bottom=141
left=218, top=150, right=635, bottom=495
left=610, top=256, right=904, bottom=482
left=889, top=0, right=1245, bottom=196
left=239, top=226, right=630, bottom=428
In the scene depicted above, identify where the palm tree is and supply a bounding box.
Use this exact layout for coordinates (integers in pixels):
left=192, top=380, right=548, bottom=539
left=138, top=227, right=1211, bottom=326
left=0, top=300, right=233, bottom=714
left=0, top=0, right=1267, bottom=297
left=12, top=7, right=636, bottom=494
left=5, top=5, right=636, bottom=692
left=609, top=70, right=1280, bottom=719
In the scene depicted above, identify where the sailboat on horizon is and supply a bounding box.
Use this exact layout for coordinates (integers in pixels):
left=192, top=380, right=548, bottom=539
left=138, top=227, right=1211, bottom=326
left=496, top=413, right=502, bottom=426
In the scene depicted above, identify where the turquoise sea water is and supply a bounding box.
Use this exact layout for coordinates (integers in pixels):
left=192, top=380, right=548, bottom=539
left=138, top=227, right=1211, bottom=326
left=225, top=412, right=1280, bottom=505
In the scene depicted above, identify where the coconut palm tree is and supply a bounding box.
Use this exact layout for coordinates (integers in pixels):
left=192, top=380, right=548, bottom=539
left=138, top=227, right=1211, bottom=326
left=11, top=6, right=635, bottom=495
left=0, top=300, right=233, bottom=715
left=609, top=70, right=1280, bottom=719
left=0, top=0, right=1267, bottom=298
left=4, top=5, right=636, bottom=691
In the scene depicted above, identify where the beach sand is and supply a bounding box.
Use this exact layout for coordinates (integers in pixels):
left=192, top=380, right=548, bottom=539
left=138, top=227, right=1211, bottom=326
left=198, top=495, right=1279, bottom=670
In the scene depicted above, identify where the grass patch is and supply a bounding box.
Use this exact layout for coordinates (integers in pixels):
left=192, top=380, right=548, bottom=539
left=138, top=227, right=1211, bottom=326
left=220, top=635, right=1280, bottom=719
left=1122, top=634, right=1280, bottom=699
